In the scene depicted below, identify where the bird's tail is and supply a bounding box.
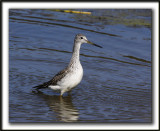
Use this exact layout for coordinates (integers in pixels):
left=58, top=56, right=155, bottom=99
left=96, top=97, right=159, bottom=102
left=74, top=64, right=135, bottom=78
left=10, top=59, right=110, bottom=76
left=33, top=81, right=51, bottom=89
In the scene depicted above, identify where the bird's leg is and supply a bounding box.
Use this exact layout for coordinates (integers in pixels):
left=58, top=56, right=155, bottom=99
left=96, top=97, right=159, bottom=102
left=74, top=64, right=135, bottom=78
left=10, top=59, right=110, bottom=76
left=60, top=90, right=65, bottom=97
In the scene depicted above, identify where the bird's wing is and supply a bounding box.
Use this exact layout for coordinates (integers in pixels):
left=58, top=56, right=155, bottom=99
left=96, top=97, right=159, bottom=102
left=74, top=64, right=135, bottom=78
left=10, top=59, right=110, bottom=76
left=33, top=67, right=69, bottom=89
left=49, top=67, right=69, bottom=85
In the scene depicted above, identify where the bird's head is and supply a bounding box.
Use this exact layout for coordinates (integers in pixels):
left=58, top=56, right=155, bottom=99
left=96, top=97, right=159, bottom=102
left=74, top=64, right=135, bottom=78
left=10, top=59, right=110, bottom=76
left=74, top=34, right=102, bottom=48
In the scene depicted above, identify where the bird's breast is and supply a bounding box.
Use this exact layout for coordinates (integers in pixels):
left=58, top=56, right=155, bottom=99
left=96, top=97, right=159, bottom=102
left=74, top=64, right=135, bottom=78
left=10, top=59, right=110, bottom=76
left=58, top=63, right=83, bottom=89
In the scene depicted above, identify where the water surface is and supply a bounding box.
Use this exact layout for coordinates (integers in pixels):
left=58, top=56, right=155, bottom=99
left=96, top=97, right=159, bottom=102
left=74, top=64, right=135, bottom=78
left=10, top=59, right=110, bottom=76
left=9, top=9, right=152, bottom=123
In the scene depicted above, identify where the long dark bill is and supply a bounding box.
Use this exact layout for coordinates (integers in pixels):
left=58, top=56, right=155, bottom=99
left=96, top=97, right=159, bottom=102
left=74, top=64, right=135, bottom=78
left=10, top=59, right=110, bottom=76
left=87, top=40, right=102, bottom=48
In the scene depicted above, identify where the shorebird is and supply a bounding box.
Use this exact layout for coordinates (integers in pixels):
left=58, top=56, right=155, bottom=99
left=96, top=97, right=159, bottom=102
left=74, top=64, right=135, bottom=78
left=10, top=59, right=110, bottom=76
left=33, top=34, right=102, bottom=96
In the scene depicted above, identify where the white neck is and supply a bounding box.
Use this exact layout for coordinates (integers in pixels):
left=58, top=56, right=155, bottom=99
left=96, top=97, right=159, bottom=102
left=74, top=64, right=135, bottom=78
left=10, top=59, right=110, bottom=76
left=69, top=42, right=81, bottom=67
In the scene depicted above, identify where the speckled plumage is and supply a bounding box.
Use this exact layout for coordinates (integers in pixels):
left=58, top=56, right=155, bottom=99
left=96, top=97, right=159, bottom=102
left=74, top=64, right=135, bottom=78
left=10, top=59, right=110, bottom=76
left=33, top=34, right=102, bottom=96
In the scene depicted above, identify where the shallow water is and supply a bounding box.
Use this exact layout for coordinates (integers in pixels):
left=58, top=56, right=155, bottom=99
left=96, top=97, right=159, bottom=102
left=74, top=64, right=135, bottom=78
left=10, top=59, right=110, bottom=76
left=9, top=9, right=151, bottom=122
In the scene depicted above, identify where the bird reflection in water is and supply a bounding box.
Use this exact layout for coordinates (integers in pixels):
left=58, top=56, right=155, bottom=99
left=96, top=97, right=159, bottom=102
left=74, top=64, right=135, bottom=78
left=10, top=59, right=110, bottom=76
left=32, top=90, right=79, bottom=122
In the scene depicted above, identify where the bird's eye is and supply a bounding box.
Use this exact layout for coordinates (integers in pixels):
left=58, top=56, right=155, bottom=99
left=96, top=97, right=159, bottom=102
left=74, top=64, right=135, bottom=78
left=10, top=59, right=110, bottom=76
left=80, top=37, right=83, bottom=39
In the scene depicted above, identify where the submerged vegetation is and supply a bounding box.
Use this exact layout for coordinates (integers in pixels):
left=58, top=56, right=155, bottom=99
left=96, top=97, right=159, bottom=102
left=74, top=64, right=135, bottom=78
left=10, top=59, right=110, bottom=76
left=49, top=9, right=151, bottom=28
left=73, top=9, right=151, bottom=28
